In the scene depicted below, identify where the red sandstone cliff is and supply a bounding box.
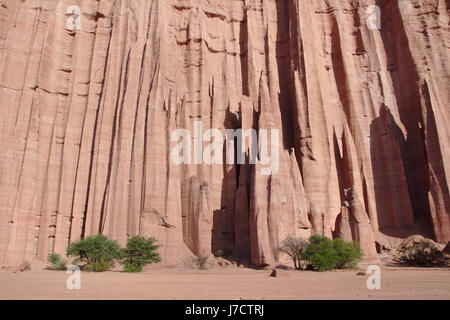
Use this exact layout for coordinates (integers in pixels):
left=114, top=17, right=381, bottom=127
left=0, top=0, right=448, bottom=269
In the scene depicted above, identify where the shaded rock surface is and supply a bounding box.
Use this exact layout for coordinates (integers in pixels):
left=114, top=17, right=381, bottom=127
left=444, top=242, right=450, bottom=255
left=0, top=0, right=448, bottom=269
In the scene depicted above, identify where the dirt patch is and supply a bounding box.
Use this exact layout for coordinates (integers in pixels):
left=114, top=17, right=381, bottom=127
left=0, top=267, right=449, bottom=300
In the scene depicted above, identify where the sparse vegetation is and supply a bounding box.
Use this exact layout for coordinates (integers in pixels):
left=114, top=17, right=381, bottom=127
left=214, top=248, right=233, bottom=259
left=397, top=240, right=448, bottom=267
left=18, top=261, right=31, bottom=272
left=184, top=252, right=211, bottom=270
left=279, top=235, right=364, bottom=271
left=66, top=234, right=121, bottom=272
left=214, top=250, right=225, bottom=257
left=47, top=253, right=67, bottom=271
left=278, top=235, right=308, bottom=270
left=119, top=236, right=161, bottom=273
left=196, top=252, right=210, bottom=270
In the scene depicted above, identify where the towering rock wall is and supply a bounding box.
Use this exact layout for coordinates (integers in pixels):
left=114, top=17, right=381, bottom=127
left=0, top=0, right=448, bottom=268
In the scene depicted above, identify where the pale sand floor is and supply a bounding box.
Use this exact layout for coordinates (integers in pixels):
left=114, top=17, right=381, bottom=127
left=0, top=268, right=449, bottom=300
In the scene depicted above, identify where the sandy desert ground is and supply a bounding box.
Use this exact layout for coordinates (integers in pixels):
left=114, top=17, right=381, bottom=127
left=0, top=267, right=449, bottom=300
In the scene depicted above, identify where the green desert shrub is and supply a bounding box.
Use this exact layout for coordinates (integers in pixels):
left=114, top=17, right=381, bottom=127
left=302, top=235, right=363, bottom=271
left=83, top=260, right=115, bottom=272
left=303, top=235, right=338, bottom=271
left=119, top=236, right=161, bottom=273
left=332, top=238, right=363, bottom=269
left=47, top=253, right=67, bottom=270
left=398, top=240, right=448, bottom=267
left=67, top=234, right=121, bottom=272
left=279, top=235, right=308, bottom=270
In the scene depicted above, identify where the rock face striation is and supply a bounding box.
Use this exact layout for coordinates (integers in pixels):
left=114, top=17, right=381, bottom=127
left=0, top=0, right=448, bottom=269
